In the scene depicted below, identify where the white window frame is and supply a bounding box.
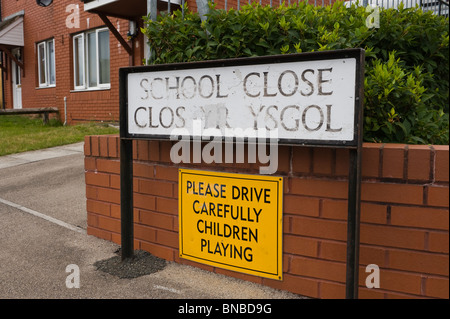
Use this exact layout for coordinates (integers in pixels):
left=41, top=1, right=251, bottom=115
left=73, top=33, right=85, bottom=90
left=73, top=27, right=110, bottom=91
left=37, top=39, right=56, bottom=88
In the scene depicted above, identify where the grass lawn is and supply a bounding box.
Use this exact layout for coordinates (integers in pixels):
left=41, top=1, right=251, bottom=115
left=0, top=115, right=119, bottom=156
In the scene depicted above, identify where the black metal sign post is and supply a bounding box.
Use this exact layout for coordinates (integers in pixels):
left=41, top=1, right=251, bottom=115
left=346, top=49, right=365, bottom=299
left=346, top=147, right=363, bottom=299
left=119, top=73, right=134, bottom=260
left=118, top=49, right=364, bottom=298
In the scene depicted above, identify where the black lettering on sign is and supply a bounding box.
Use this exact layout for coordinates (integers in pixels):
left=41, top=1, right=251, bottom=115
left=201, top=239, right=253, bottom=262
left=231, top=186, right=271, bottom=203
left=186, top=181, right=226, bottom=198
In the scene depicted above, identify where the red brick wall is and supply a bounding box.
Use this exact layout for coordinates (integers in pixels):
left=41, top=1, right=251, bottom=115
left=84, top=135, right=449, bottom=299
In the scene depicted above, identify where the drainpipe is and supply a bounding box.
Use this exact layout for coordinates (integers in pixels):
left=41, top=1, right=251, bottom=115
left=145, top=0, right=157, bottom=64
left=64, top=96, right=67, bottom=125
left=0, top=0, right=5, bottom=110
left=1, top=60, right=4, bottom=110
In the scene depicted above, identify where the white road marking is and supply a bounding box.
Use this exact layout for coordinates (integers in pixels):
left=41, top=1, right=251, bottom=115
left=0, top=197, right=86, bottom=234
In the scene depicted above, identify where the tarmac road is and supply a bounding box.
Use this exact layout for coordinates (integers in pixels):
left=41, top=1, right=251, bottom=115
left=0, top=143, right=302, bottom=301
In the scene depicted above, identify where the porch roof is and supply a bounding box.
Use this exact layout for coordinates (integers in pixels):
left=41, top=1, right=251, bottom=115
left=81, top=0, right=182, bottom=19
left=82, top=0, right=148, bottom=19
left=0, top=14, right=24, bottom=47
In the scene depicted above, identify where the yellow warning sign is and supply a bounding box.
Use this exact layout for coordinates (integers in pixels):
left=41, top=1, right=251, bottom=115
left=179, top=169, right=283, bottom=280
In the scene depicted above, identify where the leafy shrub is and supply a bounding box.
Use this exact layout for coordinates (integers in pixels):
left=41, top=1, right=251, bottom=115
left=364, top=52, right=448, bottom=144
left=141, top=1, right=449, bottom=144
left=364, top=6, right=449, bottom=113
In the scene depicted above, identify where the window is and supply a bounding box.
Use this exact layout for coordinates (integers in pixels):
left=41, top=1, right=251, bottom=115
left=73, top=28, right=110, bottom=90
left=37, top=39, right=55, bottom=87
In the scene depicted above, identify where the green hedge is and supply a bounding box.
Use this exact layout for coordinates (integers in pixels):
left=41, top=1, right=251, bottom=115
left=142, top=1, right=449, bottom=145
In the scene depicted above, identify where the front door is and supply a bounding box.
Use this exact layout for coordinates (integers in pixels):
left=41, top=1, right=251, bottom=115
left=11, top=51, right=22, bottom=109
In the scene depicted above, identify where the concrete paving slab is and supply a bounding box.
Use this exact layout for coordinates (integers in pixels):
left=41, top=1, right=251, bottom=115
left=0, top=142, right=84, bottom=169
